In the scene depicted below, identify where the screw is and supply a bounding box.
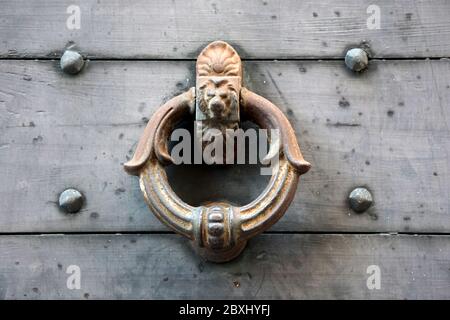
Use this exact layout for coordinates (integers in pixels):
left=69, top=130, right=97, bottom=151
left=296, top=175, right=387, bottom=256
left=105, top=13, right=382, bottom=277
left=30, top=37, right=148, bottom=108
left=348, top=187, right=373, bottom=213
left=60, top=50, right=85, bottom=75
left=59, top=188, right=84, bottom=213
left=345, top=48, right=369, bottom=72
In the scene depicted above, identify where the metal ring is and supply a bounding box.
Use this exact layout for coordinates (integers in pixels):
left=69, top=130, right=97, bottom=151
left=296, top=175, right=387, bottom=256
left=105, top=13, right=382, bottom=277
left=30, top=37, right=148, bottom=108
left=124, top=41, right=311, bottom=262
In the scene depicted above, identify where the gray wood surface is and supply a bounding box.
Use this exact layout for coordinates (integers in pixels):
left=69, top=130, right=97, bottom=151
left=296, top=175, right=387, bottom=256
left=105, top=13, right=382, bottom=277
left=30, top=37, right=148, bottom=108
left=0, top=0, right=449, bottom=301
left=0, top=234, right=448, bottom=299
left=1, top=59, right=449, bottom=233
left=1, top=0, right=450, bottom=59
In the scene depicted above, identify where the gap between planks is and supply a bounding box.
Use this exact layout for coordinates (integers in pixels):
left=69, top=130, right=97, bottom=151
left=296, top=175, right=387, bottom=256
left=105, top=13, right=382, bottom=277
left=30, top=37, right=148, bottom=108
left=0, top=231, right=449, bottom=236
left=0, top=57, right=449, bottom=62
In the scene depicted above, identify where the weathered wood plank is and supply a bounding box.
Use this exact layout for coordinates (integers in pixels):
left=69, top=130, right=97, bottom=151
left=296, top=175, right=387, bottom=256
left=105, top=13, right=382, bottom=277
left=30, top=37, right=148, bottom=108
left=1, top=59, right=449, bottom=233
left=1, top=0, right=450, bottom=59
left=0, top=234, right=448, bottom=299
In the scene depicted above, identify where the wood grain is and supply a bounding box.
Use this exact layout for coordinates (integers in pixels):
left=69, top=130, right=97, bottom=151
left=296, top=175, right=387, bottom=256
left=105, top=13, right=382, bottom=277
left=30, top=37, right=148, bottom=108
left=1, top=0, right=450, bottom=59
left=1, top=59, right=449, bottom=233
left=0, top=234, right=448, bottom=299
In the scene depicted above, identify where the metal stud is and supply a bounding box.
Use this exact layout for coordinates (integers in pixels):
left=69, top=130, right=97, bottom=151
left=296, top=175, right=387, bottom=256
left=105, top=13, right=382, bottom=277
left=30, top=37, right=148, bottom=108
left=59, top=188, right=84, bottom=213
left=60, top=50, right=85, bottom=75
left=348, top=187, right=373, bottom=213
left=345, top=48, right=369, bottom=72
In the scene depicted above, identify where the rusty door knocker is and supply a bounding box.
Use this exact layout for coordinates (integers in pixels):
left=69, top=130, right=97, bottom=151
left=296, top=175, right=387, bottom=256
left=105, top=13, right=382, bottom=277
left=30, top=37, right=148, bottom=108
left=124, top=41, right=311, bottom=262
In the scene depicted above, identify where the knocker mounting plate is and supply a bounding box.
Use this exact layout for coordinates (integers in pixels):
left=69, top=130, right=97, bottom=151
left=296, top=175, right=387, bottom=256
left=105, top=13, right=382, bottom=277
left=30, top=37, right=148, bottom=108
left=124, top=41, right=311, bottom=262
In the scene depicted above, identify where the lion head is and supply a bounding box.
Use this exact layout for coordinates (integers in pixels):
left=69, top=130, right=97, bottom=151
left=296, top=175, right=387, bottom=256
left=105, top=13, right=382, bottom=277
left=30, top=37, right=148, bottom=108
left=197, top=78, right=239, bottom=121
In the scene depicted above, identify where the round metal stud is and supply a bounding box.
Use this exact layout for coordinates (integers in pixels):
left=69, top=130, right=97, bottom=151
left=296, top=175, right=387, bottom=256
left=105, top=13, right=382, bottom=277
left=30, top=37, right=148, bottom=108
left=60, top=50, right=85, bottom=75
left=59, top=188, right=84, bottom=213
left=348, top=187, right=373, bottom=213
left=345, top=48, right=369, bottom=72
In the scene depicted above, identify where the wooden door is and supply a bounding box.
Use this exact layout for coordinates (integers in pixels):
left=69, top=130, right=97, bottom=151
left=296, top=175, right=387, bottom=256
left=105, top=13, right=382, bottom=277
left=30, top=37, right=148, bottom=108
left=0, top=0, right=449, bottom=299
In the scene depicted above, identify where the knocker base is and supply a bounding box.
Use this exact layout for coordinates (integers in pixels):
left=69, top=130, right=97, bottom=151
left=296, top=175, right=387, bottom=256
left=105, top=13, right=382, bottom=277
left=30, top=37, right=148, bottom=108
left=190, top=238, right=247, bottom=263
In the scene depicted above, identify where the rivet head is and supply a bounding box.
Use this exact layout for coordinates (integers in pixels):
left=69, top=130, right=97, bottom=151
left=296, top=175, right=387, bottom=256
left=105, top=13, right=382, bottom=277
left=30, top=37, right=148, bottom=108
left=60, top=50, right=85, bottom=75
left=59, top=188, right=84, bottom=213
left=345, top=48, right=369, bottom=72
left=348, top=187, right=373, bottom=213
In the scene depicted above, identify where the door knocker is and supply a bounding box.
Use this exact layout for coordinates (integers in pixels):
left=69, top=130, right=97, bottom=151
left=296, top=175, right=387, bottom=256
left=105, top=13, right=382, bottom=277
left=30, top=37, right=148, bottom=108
left=124, top=41, right=311, bottom=262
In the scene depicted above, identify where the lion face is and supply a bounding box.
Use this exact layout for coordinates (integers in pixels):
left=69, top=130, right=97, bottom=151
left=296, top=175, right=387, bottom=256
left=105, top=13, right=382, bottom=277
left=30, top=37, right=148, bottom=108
left=198, top=79, right=238, bottom=120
